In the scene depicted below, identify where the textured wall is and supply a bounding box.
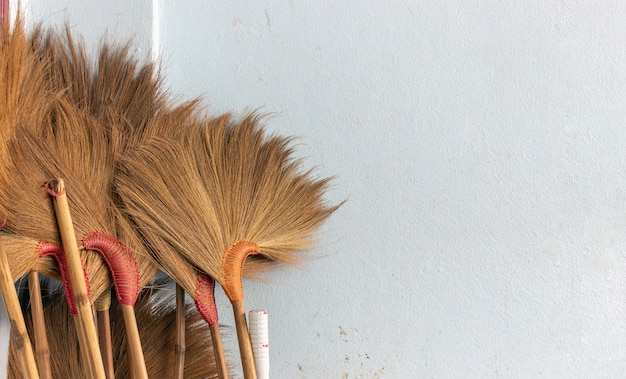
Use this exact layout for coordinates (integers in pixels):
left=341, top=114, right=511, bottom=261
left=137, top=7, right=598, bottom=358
left=3, top=1, right=626, bottom=378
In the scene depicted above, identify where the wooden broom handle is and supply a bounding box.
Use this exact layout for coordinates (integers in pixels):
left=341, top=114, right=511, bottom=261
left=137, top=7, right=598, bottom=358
left=232, top=300, right=256, bottom=379
left=174, top=284, right=186, bottom=379
left=121, top=304, right=148, bottom=379
left=96, top=308, right=115, bottom=379
left=0, top=241, right=39, bottom=379
left=48, top=179, right=106, bottom=379
left=28, top=271, right=51, bottom=379
left=210, top=323, right=229, bottom=379
left=95, top=290, right=114, bottom=379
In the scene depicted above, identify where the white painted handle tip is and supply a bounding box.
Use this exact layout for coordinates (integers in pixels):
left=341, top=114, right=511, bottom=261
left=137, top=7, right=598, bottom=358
left=249, top=309, right=269, bottom=379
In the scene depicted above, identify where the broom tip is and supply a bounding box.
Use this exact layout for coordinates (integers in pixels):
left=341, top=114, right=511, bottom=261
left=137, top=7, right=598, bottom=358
left=43, top=178, right=65, bottom=197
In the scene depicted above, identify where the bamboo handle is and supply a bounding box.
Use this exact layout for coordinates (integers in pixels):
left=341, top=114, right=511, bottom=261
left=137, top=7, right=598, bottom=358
left=0, top=242, right=39, bottom=379
left=97, top=308, right=115, bottom=379
left=210, top=323, right=229, bottom=379
left=121, top=304, right=148, bottom=379
left=48, top=179, right=106, bottom=379
left=174, top=285, right=185, bottom=379
left=28, top=271, right=51, bottom=379
left=95, top=290, right=114, bottom=379
left=232, top=300, right=256, bottom=379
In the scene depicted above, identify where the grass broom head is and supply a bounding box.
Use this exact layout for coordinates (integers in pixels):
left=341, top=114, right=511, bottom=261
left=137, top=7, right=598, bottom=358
left=8, top=279, right=222, bottom=379
left=28, top=23, right=194, bottom=290
left=0, top=17, right=84, bottom=283
left=28, top=22, right=204, bottom=153
left=0, top=15, right=50, bottom=122
left=112, top=128, right=222, bottom=324
left=0, top=15, right=55, bottom=182
left=0, top=97, right=156, bottom=301
left=4, top=22, right=159, bottom=292
left=115, top=111, right=339, bottom=297
left=29, top=23, right=160, bottom=137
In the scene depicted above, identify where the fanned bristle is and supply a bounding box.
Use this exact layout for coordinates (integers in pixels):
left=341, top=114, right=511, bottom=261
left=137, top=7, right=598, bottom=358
left=0, top=100, right=116, bottom=299
left=0, top=17, right=55, bottom=184
left=0, top=22, right=164, bottom=298
left=116, top=135, right=224, bottom=283
left=0, top=17, right=51, bottom=119
left=193, top=113, right=339, bottom=263
left=28, top=23, right=165, bottom=129
left=116, top=111, right=339, bottom=283
left=7, top=281, right=222, bottom=378
left=2, top=12, right=338, bottom=378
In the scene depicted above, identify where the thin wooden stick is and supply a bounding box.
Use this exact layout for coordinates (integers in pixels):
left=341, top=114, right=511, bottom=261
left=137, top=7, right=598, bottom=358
left=232, top=300, right=256, bottom=379
left=28, top=271, right=52, bottom=379
left=47, top=178, right=106, bottom=379
left=95, top=290, right=115, bottom=379
left=210, top=324, right=228, bottom=379
left=0, top=240, right=39, bottom=378
left=174, top=284, right=185, bottom=379
left=121, top=304, right=148, bottom=379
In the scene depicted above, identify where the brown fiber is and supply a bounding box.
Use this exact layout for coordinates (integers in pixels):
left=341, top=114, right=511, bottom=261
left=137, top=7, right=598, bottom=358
left=116, top=112, right=339, bottom=283
left=0, top=21, right=158, bottom=296
left=8, top=281, right=221, bottom=378
left=115, top=112, right=339, bottom=378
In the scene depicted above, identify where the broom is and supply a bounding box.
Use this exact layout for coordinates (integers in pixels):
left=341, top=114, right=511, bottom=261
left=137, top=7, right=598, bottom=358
left=0, top=99, right=156, bottom=377
left=47, top=179, right=106, bottom=378
left=116, top=135, right=233, bottom=378
left=9, top=277, right=223, bottom=378
left=28, top=24, right=165, bottom=378
left=116, top=113, right=339, bottom=378
left=0, top=16, right=65, bottom=379
left=3, top=17, right=157, bottom=378
left=0, top=23, right=55, bottom=371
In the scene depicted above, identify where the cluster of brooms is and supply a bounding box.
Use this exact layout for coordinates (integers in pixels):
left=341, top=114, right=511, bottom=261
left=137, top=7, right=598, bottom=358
left=0, top=14, right=338, bottom=379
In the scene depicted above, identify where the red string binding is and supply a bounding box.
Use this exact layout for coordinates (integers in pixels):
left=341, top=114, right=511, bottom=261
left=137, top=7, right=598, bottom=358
left=37, top=241, right=91, bottom=316
left=194, top=271, right=218, bottom=326
left=42, top=179, right=65, bottom=197
left=82, top=232, right=140, bottom=306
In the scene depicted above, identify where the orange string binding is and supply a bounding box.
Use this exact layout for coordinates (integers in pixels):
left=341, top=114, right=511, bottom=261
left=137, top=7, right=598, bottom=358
left=221, top=240, right=260, bottom=302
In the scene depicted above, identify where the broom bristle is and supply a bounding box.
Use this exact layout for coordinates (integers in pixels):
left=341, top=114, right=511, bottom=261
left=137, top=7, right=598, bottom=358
left=0, top=100, right=117, bottom=299
left=116, top=112, right=339, bottom=283
left=7, top=281, right=222, bottom=379
left=193, top=112, right=339, bottom=261
left=28, top=22, right=206, bottom=154
left=27, top=23, right=169, bottom=288
left=0, top=16, right=56, bottom=187
left=116, top=134, right=224, bottom=281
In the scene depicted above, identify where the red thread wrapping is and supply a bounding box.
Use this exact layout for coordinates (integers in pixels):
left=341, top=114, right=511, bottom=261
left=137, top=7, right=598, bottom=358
left=37, top=241, right=91, bottom=316
left=43, top=179, right=65, bottom=197
left=82, top=232, right=140, bottom=306
left=194, top=271, right=218, bottom=326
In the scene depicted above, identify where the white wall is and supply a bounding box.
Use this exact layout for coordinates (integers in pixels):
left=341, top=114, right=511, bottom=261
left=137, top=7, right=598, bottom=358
left=7, top=1, right=626, bottom=378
